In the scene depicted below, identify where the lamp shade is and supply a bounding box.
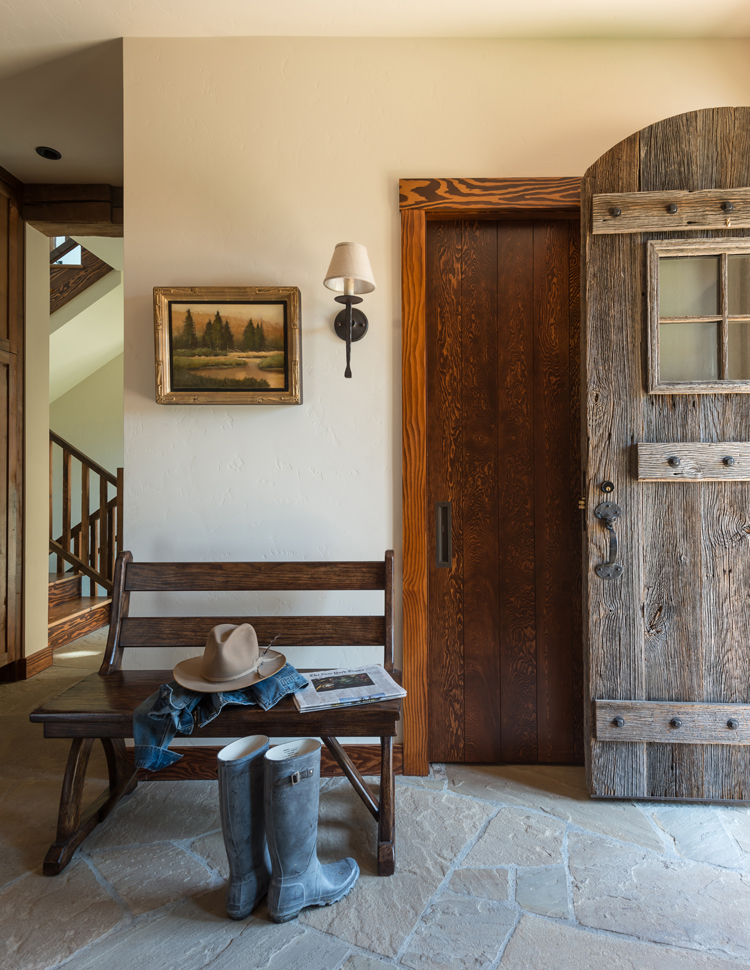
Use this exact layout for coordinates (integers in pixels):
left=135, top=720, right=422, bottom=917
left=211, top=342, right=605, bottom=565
left=323, top=242, right=376, bottom=294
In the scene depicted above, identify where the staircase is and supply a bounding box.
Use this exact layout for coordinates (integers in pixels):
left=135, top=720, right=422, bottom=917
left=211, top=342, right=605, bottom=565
left=49, top=431, right=123, bottom=651
left=48, top=572, right=112, bottom=650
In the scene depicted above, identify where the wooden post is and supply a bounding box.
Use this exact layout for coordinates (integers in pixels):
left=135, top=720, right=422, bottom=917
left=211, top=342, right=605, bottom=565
left=62, top=449, right=72, bottom=563
left=99, top=476, right=108, bottom=590
left=80, top=465, right=89, bottom=577
left=116, top=467, right=123, bottom=559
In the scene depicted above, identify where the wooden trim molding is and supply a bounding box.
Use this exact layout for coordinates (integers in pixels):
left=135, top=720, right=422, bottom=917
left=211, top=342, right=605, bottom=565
left=400, top=177, right=581, bottom=775
left=0, top=646, right=54, bottom=682
left=125, top=743, right=404, bottom=780
left=400, top=178, right=580, bottom=212
left=22, top=184, right=123, bottom=238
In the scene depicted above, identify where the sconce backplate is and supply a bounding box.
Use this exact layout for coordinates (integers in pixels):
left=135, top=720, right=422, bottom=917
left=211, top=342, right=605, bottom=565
left=334, top=308, right=368, bottom=342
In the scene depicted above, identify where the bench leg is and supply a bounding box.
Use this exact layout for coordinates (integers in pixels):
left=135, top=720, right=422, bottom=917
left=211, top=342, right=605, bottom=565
left=377, top=736, right=395, bottom=876
left=43, top=737, right=138, bottom=876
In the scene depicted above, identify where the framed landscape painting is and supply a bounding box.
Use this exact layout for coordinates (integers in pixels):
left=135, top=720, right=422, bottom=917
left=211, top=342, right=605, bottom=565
left=153, top=286, right=301, bottom=405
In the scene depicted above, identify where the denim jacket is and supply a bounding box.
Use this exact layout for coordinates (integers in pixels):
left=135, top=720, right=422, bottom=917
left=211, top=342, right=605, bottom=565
left=133, top=663, right=309, bottom=771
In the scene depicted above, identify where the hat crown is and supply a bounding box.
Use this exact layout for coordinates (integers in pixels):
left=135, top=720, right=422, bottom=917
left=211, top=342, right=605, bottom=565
left=200, top=624, right=260, bottom=683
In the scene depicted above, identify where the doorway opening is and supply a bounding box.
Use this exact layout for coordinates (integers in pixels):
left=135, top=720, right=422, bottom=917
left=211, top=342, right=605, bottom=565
left=400, top=178, right=582, bottom=774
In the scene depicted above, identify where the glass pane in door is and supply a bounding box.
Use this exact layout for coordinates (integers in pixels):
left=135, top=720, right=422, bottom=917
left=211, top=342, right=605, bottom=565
left=659, top=256, right=719, bottom=317
left=728, top=256, right=750, bottom=315
left=728, top=320, right=750, bottom=380
left=660, top=321, right=719, bottom=381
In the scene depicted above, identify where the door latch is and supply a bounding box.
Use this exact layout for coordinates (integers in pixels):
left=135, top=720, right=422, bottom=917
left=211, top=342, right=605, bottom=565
left=594, top=502, right=624, bottom=580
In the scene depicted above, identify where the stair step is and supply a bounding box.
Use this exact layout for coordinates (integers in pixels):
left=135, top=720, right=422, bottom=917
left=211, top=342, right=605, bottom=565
left=48, top=596, right=112, bottom=651
left=48, top=572, right=82, bottom=607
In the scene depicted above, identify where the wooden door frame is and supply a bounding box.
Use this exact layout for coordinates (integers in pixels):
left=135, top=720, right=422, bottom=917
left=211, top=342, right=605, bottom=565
left=400, top=177, right=581, bottom=775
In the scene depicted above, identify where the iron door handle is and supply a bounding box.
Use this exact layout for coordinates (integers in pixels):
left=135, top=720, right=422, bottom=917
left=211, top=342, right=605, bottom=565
left=594, top=501, right=624, bottom=580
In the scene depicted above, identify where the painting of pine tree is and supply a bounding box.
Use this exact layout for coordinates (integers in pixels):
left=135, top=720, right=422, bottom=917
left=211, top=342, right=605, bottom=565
left=168, top=301, right=287, bottom=392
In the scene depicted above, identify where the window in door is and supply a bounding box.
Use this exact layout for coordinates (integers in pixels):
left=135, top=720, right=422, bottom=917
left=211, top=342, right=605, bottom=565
left=648, top=240, right=750, bottom=392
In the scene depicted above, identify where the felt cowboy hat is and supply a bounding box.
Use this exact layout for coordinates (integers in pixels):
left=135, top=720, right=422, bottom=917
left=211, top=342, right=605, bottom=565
left=173, top=623, right=285, bottom=693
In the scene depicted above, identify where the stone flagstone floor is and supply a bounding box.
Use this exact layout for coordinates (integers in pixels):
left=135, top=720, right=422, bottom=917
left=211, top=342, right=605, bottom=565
left=2, top=631, right=750, bottom=969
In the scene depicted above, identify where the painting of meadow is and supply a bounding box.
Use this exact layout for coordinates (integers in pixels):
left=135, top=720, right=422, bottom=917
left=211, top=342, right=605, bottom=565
left=169, top=302, right=287, bottom=392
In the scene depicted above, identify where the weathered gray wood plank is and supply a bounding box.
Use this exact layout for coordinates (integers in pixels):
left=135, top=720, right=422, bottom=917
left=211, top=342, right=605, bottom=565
left=637, top=442, right=750, bottom=480
left=593, top=187, right=750, bottom=234
left=596, top=699, right=750, bottom=743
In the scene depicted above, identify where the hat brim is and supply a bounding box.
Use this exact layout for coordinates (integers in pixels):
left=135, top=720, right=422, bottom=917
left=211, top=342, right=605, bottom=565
left=173, top=648, right=286, bottom=693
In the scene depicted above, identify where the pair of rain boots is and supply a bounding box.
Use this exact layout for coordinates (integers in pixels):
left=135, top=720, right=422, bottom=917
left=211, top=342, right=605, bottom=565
left=217, top=735, right=359, bottom=922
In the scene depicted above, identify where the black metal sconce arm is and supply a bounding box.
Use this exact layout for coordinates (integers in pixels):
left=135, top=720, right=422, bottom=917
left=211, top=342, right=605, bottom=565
left=334, top=294, right=368, bottom=378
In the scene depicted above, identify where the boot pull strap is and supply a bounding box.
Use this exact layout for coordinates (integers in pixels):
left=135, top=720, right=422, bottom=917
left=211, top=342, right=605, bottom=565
left=274, top=767, right=315, bottom=789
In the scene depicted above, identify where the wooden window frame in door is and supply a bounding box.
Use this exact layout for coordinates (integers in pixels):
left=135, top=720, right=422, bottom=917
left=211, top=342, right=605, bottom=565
left=400, top=177, right=581, bottom=775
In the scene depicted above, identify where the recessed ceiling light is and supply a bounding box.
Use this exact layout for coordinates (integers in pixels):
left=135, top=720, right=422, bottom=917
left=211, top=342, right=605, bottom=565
left=36, top=146, right=61, bottom=160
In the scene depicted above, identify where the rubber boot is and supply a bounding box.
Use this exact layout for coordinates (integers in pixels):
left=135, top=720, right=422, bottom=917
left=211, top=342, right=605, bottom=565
left=217, top=735, right=272, bottom=919
left=264, top=738, right=359, bottom=922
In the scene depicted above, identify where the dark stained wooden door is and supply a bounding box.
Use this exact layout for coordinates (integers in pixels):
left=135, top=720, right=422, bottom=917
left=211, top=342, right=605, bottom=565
left=426, top=218, right=582, bottom=764
left=0, top=175, right=23, bottom=670
left=583, top=107, right=750, bottom=801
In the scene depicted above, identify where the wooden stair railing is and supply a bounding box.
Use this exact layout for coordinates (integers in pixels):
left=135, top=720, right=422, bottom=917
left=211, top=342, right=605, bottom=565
left=49, top=431, right=123, bottom=595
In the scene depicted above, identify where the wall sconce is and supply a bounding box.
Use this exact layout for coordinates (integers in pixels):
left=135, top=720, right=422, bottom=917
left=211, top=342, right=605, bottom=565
left=323, top=242, right=376, bottom=378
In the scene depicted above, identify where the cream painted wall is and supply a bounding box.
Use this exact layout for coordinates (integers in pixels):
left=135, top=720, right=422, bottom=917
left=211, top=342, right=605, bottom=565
left=25, top=225, right=50, bottom=658
left=123, top=38, right=750, bottom=675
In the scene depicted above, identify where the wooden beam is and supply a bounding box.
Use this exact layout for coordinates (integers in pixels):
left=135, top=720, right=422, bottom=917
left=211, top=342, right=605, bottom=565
left=22, top=184, right=123, bottom=237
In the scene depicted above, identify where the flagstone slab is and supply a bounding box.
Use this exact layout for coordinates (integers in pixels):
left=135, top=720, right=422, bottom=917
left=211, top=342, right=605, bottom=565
left=463, top=808, right=564, bottom=867
left=515, top=866, right=568, bottom=918
left=192, top=829, right=230, bottom=879
left=449, top=867, right=509, bottom=902
left=91, top=842, right=218, bottom=914
left=0, top=860, right=122, bottom=970
left=85, top=779, right=221, bottom=849
left=300, top=784, right=494, bottom=957
left=499, top=914, right=748, bottom=970
left=652, top=806, right=744, bottom=868
left=60, top=894, right=348, bottom=970
left=401, top=891, right=516, bottom=970
left=343, top=955, right=398, bottom=970
left=446, top=764, right=664, bottom=852
left=568, top=831, right=750, bottom=960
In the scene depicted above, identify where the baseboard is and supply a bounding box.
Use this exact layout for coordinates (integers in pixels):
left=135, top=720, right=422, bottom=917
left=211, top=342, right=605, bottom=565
left=0, top=647, right=54, bottom=681
left=126, top=743, right=404, bottom=781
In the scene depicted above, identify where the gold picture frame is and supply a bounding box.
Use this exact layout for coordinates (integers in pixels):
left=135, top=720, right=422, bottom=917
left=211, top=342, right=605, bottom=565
left=153, top=286, right=301, bottom=405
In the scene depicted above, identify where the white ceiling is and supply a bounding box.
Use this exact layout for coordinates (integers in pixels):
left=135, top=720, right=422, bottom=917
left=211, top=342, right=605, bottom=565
left=1, top=0, right=749, bottom=183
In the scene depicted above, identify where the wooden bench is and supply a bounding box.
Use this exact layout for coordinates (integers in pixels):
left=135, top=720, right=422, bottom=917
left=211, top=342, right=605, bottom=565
left=30, top=550, right=399, bottom=877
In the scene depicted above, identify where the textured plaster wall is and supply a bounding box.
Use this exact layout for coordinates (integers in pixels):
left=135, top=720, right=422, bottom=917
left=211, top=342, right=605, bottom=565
left=123, top=37, right=750, bottom=674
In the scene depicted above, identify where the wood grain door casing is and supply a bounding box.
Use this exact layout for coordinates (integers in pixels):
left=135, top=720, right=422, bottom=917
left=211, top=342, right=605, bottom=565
left=401, top=178, right=581, bottom=776
left=0, top=174, right=24, bottom=669
left=426, top=218, right=582, bottom=766
left=583, top=107, right=750, bottom=801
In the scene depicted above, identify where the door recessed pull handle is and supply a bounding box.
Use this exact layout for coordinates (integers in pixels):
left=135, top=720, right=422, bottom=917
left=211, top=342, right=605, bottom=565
left=728, top=719, right=740, bottom=730
left=723, top=456, right=735, bottom=466
left=612, top=716, right=625, bottom=728
left=670, top=717, right=682, bottom=729
left=668, top=456, right=681, bottom=467
left=435, top=502, right=452, bottom=569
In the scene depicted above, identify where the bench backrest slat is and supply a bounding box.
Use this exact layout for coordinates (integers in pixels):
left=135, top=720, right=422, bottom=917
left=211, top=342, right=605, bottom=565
left=101, top=551, right=395, bottom=675
left=125, top=561, right=386, bottom=591
left=119, top=616, right=386, bottom=648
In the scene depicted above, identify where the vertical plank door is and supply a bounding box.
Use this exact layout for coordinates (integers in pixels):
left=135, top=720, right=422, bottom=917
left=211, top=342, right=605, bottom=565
left=426, top=218, right=583, bottom=764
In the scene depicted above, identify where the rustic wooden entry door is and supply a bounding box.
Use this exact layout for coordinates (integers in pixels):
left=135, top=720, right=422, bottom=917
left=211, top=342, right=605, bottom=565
left=583, top=107, right=750, bottom=800
left=426, top=217, right=583, bottom=764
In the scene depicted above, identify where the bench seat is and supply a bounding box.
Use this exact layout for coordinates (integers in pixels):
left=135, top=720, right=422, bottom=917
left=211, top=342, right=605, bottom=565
left=31, top=669, right=402, bottom=739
